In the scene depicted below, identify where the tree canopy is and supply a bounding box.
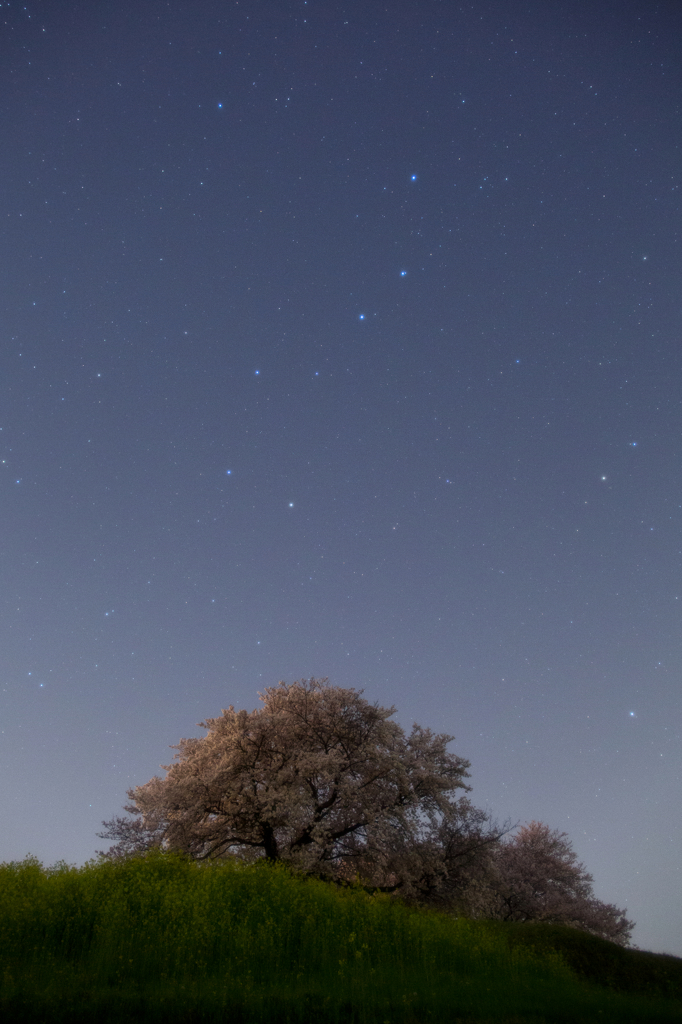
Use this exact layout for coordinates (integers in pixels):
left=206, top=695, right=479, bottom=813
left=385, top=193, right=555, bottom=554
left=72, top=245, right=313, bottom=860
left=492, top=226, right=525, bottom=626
left=100, top=678, right=634, bottom=945
left=486, top=821, right=634, bottom=945
left=100, top=678, right=474, bottom=878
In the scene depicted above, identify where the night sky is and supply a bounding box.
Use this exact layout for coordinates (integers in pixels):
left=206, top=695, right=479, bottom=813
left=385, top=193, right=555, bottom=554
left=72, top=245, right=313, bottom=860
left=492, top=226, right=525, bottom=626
left=1, top=0, right=680, bottom=955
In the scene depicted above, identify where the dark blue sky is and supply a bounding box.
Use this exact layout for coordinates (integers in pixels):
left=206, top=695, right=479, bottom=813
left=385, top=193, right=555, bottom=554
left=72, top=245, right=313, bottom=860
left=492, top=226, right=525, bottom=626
left=1, top=0, right=680, bottom=955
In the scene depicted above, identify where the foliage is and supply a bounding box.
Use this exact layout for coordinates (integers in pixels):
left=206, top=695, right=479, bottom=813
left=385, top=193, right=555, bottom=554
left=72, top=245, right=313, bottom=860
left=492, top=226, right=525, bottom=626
left=100, top=680, right=633, bottom=946
left=1, top=852, right=679, bottom=1023
left=99, top=678, right=478, bottom=883
left=498, top=920, right=682, bottom=1002
left=486, top=821, right=634, bottom=945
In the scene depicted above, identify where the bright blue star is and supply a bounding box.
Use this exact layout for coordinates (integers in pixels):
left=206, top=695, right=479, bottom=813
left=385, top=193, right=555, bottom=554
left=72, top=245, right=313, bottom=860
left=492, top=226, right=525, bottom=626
left=630, top=441, right=637, bottom=447
left=358, top=314, right=365, bottom=320
left=255, top=370, right=260, bottom=375
left=410, top=174, right=417, bottom=181
left=226, top=470, right=232, bottom=475
left=400, top=270, right=407, bottom=277
left=218, top=103, right=223, bottom=109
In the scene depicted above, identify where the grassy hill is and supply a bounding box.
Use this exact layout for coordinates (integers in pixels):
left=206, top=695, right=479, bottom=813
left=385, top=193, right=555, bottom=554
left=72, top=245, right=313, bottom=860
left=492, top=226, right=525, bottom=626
left=0, top=851, right=680, bottom=1022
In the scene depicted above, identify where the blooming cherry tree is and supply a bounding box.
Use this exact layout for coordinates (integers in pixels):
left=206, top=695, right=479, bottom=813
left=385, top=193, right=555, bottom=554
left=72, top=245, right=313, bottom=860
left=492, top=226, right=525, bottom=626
left=100, top=678, right=472, bottom=877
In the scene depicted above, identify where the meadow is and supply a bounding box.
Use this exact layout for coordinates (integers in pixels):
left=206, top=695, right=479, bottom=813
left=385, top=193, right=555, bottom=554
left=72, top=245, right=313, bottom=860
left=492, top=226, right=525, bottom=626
left=0, top=851, right=680, bottom=1023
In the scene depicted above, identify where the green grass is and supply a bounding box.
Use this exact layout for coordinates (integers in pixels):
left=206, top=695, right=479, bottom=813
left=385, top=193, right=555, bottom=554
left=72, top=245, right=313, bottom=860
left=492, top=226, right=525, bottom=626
left=0, top=852, right=680, bottom=1023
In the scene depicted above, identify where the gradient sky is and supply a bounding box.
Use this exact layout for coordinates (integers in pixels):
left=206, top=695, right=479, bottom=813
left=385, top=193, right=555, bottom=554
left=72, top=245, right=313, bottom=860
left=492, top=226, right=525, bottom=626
left=1, top=0, right=680, bottom=956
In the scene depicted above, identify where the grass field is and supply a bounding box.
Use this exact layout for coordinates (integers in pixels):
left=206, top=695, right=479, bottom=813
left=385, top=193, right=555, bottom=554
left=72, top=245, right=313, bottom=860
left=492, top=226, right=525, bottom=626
left=1, top=851, right=680, bottom=1022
